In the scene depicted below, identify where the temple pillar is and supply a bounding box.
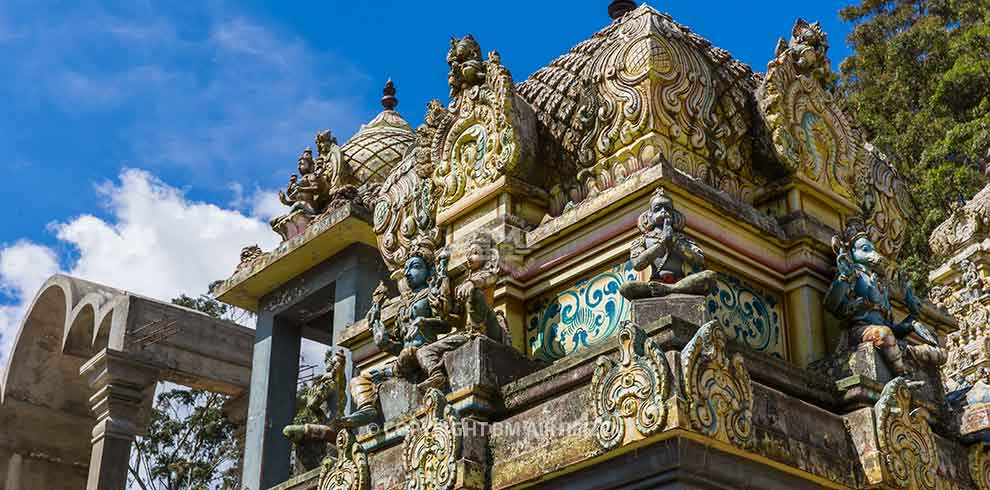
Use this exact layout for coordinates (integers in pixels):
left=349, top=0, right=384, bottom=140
left=229, top=240, right=387, bottom=489
left=784, top=278, right=827, bottom=368
left=79, top=349, right=158, bottom=490
left=222, top=392, right=250, bottom=488
left=241, top=310, right=301, bottom=490
left=4, top=453, right=22, bottom=490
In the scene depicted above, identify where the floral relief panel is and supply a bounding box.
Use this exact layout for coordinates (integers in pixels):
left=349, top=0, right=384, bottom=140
left=525, top=262, right=785, bottom=361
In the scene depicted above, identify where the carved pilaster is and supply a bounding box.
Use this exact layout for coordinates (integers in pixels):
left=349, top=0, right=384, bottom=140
left=875, top=377, right=938, bottom=490
left=318, top=429, right=368, bottom=490
left=404, top=389, right=462, bottom=490
left=681, top=320, right=754, bottom=448
left=590, top=321, right=673, bottom=449
left=971, top=443, right=990, bottom=490
left=79, top=349, right=159, bottom=490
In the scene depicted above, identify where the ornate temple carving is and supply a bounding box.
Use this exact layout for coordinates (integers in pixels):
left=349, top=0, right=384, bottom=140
left=875, top=377, right=938, bottom=490
left=758, top=19, right=859, bottom=202
left=282, top=350, right=349, bottom=468
left=318, top=429, right=369, bottom=490
left=971, top=443, right=990, bottom=490
left=857, top=144, right=915, bottom=259
left=371, top=99, right=451, bottom=275
left=591, top=321, right=673, bottom=449
left=931, top=259, right=990, bottom=389
left=457, top=232, right=511, bottom=343
left=236, top=245, right=264, bottom=272
left=681, top=320, right=753, bottom=448
left=931, top=185, right=990, bottom=258
left=518, top=5, right=758, bottom=213
left=403, top=389, right=462, bottom=490
left=429, top=35, right=536, bottom=218
left=619, top=186, right=716, bottom=300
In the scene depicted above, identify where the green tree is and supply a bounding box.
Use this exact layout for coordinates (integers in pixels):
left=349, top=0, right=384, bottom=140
left=840, top=0, right=990, bottom=285
left=127, top=293, right=244, bottom=490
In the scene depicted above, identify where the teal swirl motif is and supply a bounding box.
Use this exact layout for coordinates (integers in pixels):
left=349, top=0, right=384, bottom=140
left=706, top=273, right=782, bottom=356
left=527, top=261, right=638, bottom=362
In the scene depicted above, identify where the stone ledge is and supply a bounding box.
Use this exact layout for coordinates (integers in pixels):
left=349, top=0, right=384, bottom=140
left=267, top=467, right=320, bottom=490
left=215, top=203, right=376, bottom=311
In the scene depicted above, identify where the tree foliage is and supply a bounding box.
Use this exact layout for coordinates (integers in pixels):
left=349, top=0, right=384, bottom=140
left=130, top=389, right=239, bottom=490
left=127, top=293, right=243, bottom=490
left=839, top=0, right=990, bottom=284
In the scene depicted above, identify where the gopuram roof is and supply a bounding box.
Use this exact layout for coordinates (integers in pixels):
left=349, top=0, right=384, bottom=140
left=218, top=0, right=915, bottom=318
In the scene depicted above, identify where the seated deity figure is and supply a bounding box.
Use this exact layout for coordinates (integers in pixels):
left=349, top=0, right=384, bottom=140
left=619, top=187, right=717, bottom=300
left=274, top=148, right=328, bottom=219
left=333, top=242, right=471, bottom=429
left=825, top=219, right=945, bottom=376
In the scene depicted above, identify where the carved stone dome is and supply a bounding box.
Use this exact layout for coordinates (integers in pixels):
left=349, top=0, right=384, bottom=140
left=341, top=81, right=415, bottom=185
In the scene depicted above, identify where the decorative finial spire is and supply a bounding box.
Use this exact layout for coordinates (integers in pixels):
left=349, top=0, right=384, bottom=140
left=381, top=79, right=398, bottom=111
left=608, top=0, right=636, bottom=20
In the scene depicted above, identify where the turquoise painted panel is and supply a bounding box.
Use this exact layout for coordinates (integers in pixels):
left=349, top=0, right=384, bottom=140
left=707, top=273, right=784, bottom=358
left=526, top=263, right=785, bottom=362
left=525, top=261, right=638, bottom=362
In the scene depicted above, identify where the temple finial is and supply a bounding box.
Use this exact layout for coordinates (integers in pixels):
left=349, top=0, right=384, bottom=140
left=608, top=0, right=636, bottom=20
left=381, top=79, right=398, bottom=111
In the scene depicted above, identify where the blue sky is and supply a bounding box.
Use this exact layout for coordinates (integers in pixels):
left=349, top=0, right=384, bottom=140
left=0, top=1, right=854, bottom=365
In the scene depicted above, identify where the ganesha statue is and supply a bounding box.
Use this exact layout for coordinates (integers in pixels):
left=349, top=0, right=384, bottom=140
left=825, top=218, right=945, bottom=377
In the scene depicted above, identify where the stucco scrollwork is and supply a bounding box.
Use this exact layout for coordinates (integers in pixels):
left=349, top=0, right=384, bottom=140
left=930, top=185, right=990, bottom=258
left=432, top=35, right=531, bottom=215
left=591, top=321, right=673, bottom=449
left=971, top=443, right=990, bottom=490
left=875, top=377, right=937, bottom=490
left=373, top=107, right=445, bottom=274
left=318, top=429, right=368, bottom=490
left=404, top=389, right=462, bottom=490
left=856, top=144, right=916, bottom=259
left=681, top=319, right=753, bottom=448
left=759, top=18, right=859, bottom=201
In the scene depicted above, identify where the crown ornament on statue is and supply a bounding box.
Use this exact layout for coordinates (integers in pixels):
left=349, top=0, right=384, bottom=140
left=831, top=217, right=870, bottom=256
left=407, top=236, right=438, bottom=265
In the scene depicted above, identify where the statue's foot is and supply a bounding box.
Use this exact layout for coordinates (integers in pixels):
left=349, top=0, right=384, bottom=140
left=282, top=424, right=306, bottom=442
left=668, top=270, right=717, bottom=296
left=418, top=373, right=448, bottom=391
left=334, top=406, right=379, bottom=429
left=620, top=281, right=663, bottom=300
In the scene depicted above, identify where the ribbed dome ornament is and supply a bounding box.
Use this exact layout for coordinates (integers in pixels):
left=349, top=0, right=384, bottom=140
left=608, top=0, right=637, bottom=20
left=381, top=79, right=398, bottom=110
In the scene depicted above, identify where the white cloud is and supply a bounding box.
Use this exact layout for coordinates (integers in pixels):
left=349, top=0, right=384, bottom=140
left=0, top=169, right=282, bottom=369
left=0, top=242, right=60, bottom=373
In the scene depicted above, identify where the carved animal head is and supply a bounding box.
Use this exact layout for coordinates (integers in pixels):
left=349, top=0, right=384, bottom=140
left=787, top=18, right=830, bottom=80
left=446, top=35, right=485, bottom=97
left=833, top=218, right=885, bottom=271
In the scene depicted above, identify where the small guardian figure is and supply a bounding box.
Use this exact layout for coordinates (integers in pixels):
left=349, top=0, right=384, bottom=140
left=825, top=219, right=945, bottom=376
left=281, top=349, right=348, bottom=453
left=456, top=233, right=511, bottom=344
left=619, top=187, right=717, bottom=300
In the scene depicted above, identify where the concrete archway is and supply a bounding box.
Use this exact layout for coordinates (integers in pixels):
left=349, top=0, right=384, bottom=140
left=1, top=275, right=254, bottom=490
